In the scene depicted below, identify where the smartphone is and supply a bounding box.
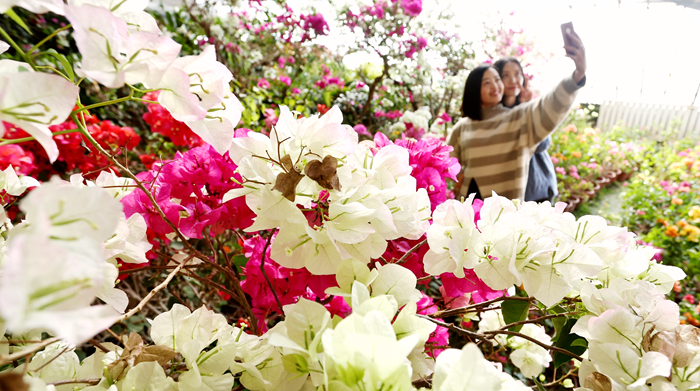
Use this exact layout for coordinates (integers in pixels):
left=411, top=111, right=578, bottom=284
left=561, top=22, right=576, bottom=54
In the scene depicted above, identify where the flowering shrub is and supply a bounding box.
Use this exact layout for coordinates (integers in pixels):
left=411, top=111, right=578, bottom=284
left=0, top=2, right=693, bottom=391
left=620, top=142, right=700, bottom=278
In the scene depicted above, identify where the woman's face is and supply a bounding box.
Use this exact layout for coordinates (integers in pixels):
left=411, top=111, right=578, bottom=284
left=501, top=61, right=523, bottom=99
left=480, top=67, right=504, bottom=108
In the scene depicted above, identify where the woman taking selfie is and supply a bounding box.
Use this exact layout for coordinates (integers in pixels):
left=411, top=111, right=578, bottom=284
left=448, top=30, right=586, bottom=201
left=493, top=58, right=558, bottom=203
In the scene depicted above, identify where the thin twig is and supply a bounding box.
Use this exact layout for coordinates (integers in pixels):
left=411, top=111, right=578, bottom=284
left=88, top=339, right=110, bottom=353
left=260, top=230, right=284, bottom=314
left=0, top=337, right=61, bottom=366
left=47, top=379, right=101, bottom=386
left=431, top=296, right=532, bottom=318
left=417, top=315, right=486, bottom=342
left=395, top=239, right=427, bottom=264
left=117, top=254, right=196, bottom=323
left=482, top=329, right=584, bottom=361
left=496, top=311, right=582, bottom=331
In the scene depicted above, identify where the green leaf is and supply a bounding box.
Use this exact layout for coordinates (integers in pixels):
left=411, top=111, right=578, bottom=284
left=42, top=49, right=76, bottom=83
left=571, top=338, right=589, bottom=348
left=553, top=318, right=588, bottom=368
left=233, top=255, right=248, bottom=267
left=533, top=378, right=546, bottom=391
left=549, top=305, right=567, bottom=343
left=5, top=8, right=31, bottom=35
left=501, top=299, right=529, bottom=332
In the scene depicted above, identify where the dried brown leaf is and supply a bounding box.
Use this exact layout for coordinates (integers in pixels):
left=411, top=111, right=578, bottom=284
left=584, top=372, right=612, bottom=391
left=107, top=332, right=174, bottom=381
left=674, top=325, right=700, bottom=367
left=0, top=372, right=28, bottom=391
left=304, top=155, right=340, bottom=191
left=649, top=330, right=677, bottom=365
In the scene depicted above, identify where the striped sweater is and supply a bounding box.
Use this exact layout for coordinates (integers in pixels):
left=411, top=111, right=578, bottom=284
left=448, top=75, right=584, bottom=200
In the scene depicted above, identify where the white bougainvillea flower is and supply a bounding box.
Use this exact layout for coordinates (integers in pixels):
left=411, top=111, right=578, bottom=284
left=0, top=165, right=40, bottom=196
left=0, top=230, right=120, bottom=344
left=0, top=0, right=64, bottom=14
left=371, top=263, right=421, bottom=307
left=117, top=361, right=178, bottom=390
left=185, top=84, right=245, bottom=154
left=20, top=177, right=123, bottom=242
left=268, top=298, right=331, bottom=361
left=588, top=342, right=672, bottom=389
left=66, top=4, right=181, bottom=89
left=104, top=213, right=151, bottom=264
left=0, top=40, right=8, bottom=54
left=69, top=0, right=160, bottom=33
left=70, top=170, right=136, bottom=201
left=0, top=179, right=124, bottom=343
left=158, top=45, right=231, bottom=122
left=322, top=308, right=417, bottom=390
left=27, top=341, right=80, bottom=385
left=0, top=72, right=78, bottom=162
left=432, top=343, right=504, bottom=391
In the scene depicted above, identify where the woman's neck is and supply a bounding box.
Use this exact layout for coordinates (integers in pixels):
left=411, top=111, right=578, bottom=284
left=503, top=95, right=517, bottom=107
left=481, top=101, right=500, bottom=109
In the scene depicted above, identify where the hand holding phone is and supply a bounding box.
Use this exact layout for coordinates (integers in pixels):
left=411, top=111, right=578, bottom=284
left=560, top=22, right=586, bottom=83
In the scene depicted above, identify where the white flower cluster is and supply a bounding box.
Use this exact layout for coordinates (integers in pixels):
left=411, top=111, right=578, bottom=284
left=478, top=309, right=553, bottom=378
left=575, top=280, right=698, bottom=391
left=225, top=105, right=431, bottom=274
left=424, top=194, right=684, bottom=307
left=390, top=106, right=432, bottom=136
left=0, top=173, right=151, bottom=344
left=1, top=0, right=244, bottom=159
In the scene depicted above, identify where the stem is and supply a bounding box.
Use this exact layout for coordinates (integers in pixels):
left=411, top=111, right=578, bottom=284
left=117, top=254, right=196, bottom=323
left=29, top=24, right=72, bottom=53
left=395, top=239, right=427, bottom=264
left=0, top=128, right=79, bottom=146
left=47, top=379, right=101, bottom=386
left=417, top=315, right=487, bottom=342
left=0, top=337, right=60, bottom=366
left=260, top=229, right=284, bottom=315
left=431, top=296, right=532, bottom=319
left=496, top=311, right=582, bottom=332
left=482, top=329, right=584, bottom=361
left=71, top=93, right=134, bottom=115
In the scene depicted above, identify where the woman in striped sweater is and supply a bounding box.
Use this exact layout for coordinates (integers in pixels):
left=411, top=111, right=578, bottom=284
left=448, top=30, right=586, bottom=201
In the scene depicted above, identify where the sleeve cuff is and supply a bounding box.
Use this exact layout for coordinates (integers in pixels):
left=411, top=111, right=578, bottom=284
left=562, top=74, right=586, bottom=94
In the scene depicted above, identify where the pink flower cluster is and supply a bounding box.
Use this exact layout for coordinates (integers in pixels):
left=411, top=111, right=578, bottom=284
left=375, top=110, right=403, bottom=120
left=122, top=143, right=254, bottom=238
left=301, top=13, right=329, bottom=39
left=240, top=234, right=349, bottom=331
left=400, top=0, right=423, bottom=17
left=315, top=65, right=345, bottom=89
left=659, top=180, right=692, bottom=195
left=374, top=132, right=461, bottom=210
left=416, top=293, right=449, bottom=358
left=403, top=34, right=428, bottom=59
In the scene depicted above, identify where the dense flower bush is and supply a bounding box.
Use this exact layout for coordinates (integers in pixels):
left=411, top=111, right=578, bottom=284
left=0, top=1, right=694, bottom=391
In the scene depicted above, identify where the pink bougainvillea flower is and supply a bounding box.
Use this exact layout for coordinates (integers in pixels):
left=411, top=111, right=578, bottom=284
left=278, top=75, right=292, bottom=86
left=257, top=78, right=270, bottom=89
left=401, top=0, right=423, bottom=17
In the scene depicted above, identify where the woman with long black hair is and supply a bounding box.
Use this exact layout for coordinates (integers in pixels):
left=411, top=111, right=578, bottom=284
left=448, top=30, right=586, bottom=201
left=493, top=58, right=558, bottom=203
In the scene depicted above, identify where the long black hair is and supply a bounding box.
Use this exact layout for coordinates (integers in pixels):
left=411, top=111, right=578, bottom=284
left=493, top=57, right=524, bottom=107
left=461, top=64, right=494, bottom=121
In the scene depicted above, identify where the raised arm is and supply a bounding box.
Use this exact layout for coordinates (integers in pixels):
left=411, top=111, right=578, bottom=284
left=518, top=29, right=587, bottom=147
